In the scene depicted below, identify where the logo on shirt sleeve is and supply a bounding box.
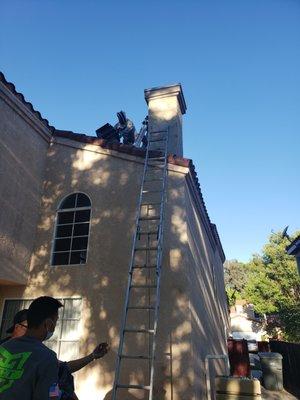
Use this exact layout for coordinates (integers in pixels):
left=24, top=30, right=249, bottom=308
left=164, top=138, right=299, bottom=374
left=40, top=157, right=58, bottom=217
left=0, top=347, right=32, bottom=393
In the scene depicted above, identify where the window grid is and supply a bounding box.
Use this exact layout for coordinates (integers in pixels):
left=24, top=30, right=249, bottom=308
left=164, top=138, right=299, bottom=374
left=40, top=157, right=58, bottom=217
left=52, top=193, right=91, bottom=266
left=68, top=207, right=76, bottom=265
left=53, top=299, right=81, bottom=358
left=0, top=298, right=82, bottom=360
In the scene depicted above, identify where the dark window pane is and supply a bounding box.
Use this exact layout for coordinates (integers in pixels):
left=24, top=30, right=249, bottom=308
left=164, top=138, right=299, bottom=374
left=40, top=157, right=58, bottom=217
left=54, top=238, right=71, bottom=252
left=76, top=193, right=91, bottom=208
left=75, top=210, right=90, bottom=223
left=56, top=225, right=72, bottom=238
left=60, top=194, right=76, bottom=209
left=70, top=251, right=86, bottom=265
left=52, top=252, right=69, bottom=266
left=73, top=223, right=89, bottom=237
left=58, top=212, right=74, bottom=224
left=72, top=237, right=88, bottom=251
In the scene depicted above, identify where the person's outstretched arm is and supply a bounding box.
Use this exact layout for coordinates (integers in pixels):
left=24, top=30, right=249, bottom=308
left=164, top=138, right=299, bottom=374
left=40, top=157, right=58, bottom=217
left=67, top=342, right=109, bottom=373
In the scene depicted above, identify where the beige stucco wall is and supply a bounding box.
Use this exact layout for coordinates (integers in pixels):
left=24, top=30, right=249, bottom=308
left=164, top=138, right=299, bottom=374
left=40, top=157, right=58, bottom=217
left=0, top=136, right=228, bottom=399
left=184, top=179, right=228, bottom=399
left=0, top=83, right=51, bottom=286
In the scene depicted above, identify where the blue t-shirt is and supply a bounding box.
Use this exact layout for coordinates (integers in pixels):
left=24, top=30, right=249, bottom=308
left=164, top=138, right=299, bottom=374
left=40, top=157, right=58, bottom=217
left=0, top=335, right=60, bottom=399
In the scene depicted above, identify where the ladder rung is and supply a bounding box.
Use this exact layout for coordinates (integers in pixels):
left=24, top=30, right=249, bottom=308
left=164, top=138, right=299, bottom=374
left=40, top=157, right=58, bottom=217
left=120, top=355, right=152, bottom=360
left=149, top=130, right=168, bottom=134
left=148, top=163, right=165, bottom=170
left=144, top=178, right=164, bottom=182
left=138, top=215, right=160, bottom=221
left=135, top=246, right=158, bottom=251
left=142, top=190, right=162, bottom=194
left=128, top=306, right=155, bottom=310
left=137, top=230, right=158, bottom=235
left=148, top=157, right=164, bottom=160
left=149, top=148, right=165, bottom=152
left=141, top=202, right=161, bottom=206
left=130, top=284, right=157, bottom=289
left=132, top=265, right=157, bottom=269
left=149, top=138, right=166, bottom=143
left=124, top=328, right=155, bottom=333
left=117, top=384, right=151, bottom=390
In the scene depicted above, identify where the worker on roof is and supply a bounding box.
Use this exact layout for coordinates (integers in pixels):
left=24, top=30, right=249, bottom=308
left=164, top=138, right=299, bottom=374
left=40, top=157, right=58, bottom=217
left=114, top=111, right=136, bottom=145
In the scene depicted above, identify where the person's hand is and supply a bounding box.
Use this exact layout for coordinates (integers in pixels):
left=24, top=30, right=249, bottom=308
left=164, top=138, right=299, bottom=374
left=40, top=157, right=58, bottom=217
left=92, top=342, right=109, bottom=359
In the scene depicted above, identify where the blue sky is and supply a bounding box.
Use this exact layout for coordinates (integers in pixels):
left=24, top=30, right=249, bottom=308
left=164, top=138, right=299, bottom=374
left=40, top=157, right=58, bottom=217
left=1, top=0, right=299, bottom=262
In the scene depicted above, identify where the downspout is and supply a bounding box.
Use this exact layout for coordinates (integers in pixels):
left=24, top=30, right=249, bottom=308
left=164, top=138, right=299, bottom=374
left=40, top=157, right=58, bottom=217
left=205, top=354, right=230, bottom=400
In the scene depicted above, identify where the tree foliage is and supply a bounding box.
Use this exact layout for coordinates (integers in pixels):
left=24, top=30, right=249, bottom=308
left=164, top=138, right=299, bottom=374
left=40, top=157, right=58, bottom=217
left=224, top=259, right=250, bottom=305
left=243, top=231, right=300, bottom=342
left=279, top=304, right=300, bottom=342
left=224, top=231, right=300, bottom=342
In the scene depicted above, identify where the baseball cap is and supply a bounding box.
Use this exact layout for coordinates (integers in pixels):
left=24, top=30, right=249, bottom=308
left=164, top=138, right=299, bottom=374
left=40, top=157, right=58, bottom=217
left=6, top=309, right=28, bottom=334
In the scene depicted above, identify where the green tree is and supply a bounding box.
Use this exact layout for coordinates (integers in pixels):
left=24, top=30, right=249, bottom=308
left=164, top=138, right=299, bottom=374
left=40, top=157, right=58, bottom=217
left=244, top=231, right=300, bottom=342
left=224, top=259, right=250, bottom=305
left=279, top=304, right=300, bottom=342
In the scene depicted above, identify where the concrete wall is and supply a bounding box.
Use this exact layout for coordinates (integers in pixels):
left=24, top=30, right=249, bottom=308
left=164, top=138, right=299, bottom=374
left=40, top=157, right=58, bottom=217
left=0, top=82, right=51, bottom=285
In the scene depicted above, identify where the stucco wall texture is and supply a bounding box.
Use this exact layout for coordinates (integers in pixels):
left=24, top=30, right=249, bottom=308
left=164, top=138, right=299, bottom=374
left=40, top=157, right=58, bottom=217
left=0, top=79, right=229, bottom=399
left=0, top=83, right=50, bottom=285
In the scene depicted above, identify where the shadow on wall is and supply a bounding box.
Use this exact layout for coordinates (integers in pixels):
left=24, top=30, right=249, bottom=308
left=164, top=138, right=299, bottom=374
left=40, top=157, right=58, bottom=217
left=16, top=140, right=227, bottom=399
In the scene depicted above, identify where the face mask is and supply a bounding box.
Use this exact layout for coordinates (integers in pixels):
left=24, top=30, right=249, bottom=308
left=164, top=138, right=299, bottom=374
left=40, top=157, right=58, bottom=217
left=45, top=330, right=54, bottom=341
left=44, top=319, right=55, bottom=341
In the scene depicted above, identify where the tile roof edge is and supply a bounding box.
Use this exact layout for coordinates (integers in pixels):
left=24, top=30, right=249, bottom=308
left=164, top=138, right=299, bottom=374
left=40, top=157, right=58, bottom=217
left=53, top=129, right=193, bottom=167
left=286, top=235, right=300, bottom=253
left=187, top=163, right=226, bottom=262
left=210, top=223, right=226, bottom=263
left=0, top=71, right=55, bottom=132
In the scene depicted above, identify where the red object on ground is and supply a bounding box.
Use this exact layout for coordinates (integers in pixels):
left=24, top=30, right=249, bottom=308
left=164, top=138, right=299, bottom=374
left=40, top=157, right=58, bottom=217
left=227, top=339, right=251, bottom=377
left=258, top=341, right=270, bottom=352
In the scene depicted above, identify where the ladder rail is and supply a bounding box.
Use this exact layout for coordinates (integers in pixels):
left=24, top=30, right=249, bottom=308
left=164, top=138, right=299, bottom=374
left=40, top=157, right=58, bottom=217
left=149, top=131, right=169, bottom=398
left=112, top=127, right=169, bottom=400
left=112, top=127, right=153, bottom=399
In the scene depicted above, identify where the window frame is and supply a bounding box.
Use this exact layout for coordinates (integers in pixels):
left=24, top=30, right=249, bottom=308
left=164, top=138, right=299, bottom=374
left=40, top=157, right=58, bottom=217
left=51, top=192, right=92, bottom=267
left=46, top=298, right=82, bottom=359
left=0, top=297, right=82, bottom=360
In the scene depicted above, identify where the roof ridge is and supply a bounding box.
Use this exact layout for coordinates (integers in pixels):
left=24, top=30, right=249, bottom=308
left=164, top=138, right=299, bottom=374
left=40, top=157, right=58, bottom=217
left=0, top=71, right=55, bottom=132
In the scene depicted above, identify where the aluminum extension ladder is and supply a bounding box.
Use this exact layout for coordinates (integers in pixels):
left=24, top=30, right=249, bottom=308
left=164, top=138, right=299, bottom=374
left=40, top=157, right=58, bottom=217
left=112, top=127, right=169, bottom=400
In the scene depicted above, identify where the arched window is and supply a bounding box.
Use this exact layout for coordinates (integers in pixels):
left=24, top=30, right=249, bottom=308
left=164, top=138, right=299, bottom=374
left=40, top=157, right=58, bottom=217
left=51, top=193, right=91, bottom=266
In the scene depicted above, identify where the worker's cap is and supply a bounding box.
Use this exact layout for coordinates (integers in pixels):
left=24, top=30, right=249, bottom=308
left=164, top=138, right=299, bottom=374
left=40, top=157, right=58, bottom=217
left=6, top=309, right=28, bottom=334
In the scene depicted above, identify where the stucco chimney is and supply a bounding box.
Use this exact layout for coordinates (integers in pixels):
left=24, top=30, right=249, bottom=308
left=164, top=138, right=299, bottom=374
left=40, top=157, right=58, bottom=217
left=144, top=84, right=187, bottom=157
